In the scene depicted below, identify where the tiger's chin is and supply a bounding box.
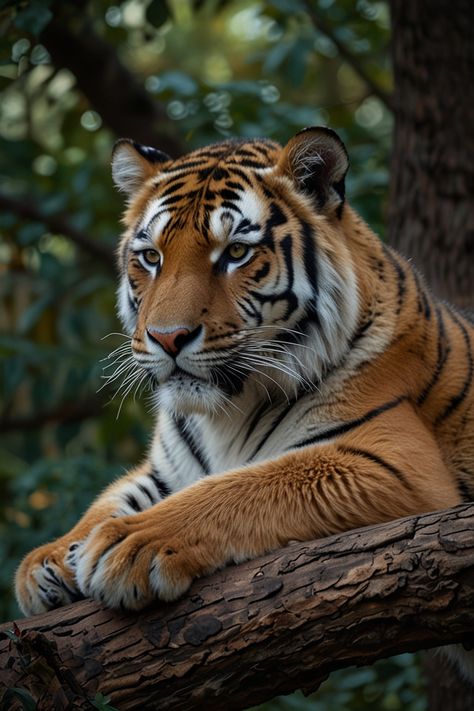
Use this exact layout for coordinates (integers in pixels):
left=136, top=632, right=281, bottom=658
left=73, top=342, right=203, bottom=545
left=154, top=374, right=229, bottom=417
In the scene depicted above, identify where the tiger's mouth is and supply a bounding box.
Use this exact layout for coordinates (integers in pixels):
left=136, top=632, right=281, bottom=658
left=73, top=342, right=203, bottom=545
left=169, top=363, right=245, bottom=395
left=154, top=364, right=235, bottom=417
left=168, top=365, right=208, bottom=383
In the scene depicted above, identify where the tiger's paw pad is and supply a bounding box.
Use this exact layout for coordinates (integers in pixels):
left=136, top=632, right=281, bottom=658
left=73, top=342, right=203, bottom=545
left=74, top=518, right=195, bottom=611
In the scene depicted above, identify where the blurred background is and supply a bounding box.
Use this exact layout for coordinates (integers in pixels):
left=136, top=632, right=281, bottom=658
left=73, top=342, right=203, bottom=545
left=1, top=1, right=471, bottom=709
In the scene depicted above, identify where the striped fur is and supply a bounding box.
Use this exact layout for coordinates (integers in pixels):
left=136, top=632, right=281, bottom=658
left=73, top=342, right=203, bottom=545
left=16, top=127, right=473, bottom=666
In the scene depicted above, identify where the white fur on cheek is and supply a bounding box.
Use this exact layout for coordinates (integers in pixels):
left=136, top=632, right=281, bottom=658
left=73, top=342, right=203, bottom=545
left=117, top=277, right=137, bottom=335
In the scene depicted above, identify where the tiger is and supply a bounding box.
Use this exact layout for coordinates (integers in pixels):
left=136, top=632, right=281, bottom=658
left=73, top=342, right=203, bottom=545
left=15, top=128, right=473, bottom=675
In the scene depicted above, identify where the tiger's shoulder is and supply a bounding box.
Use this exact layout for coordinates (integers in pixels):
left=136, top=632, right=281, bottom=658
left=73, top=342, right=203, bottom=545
left=326, top=202, right=473, bottom=494
left=110, top=126, right=473, bottom=494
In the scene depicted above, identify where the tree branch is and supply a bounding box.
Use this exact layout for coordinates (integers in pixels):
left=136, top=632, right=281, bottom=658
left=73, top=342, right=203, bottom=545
left=40, top=1, right=183, bottom=155
left=0, top=397, right=106, bottom=433
left=304, top=2, right=393, bottom=112
left=0, top=192, right=115, bottom=270
left=1, top=504, right=473, bottom=710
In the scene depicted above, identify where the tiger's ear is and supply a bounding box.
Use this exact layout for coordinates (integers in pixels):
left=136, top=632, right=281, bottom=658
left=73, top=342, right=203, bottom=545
left=278, top=127, right=349, bottom=218
left=111, top=139, right=171, bottom=196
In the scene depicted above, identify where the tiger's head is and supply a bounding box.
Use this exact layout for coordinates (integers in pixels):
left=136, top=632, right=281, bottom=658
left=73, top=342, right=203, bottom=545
left=112, top=127, right=359, bottom=416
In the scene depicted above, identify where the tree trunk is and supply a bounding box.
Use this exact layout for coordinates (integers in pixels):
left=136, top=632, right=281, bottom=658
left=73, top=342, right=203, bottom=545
left=40, top=1, right=183, bottom=157
left=1, top=504, right=473, bottom=710
left=389, top=2, right=474, bottom=707
left=389, top=0, right=474, bottom=311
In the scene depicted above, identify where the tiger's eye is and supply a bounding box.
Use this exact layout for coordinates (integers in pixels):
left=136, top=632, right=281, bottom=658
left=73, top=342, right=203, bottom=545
left=142, top=249, right=161, bottom=266
left=227, top=242, right=249, bottom=260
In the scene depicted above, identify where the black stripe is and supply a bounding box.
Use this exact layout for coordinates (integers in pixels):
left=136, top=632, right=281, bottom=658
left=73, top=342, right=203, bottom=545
left=219, top=188, right=241, bottom=201
left=148, top=468, right=171, bottom=498
left=161, top=437, right=178, bottom=472
left=302, top=221, right=318, bottom=290
left=250, top=398, right=298, bottom=461
left=238, top=295, right=262, bottom=324
left=413, top=269, right=431, bottom=320
left=174, top=417, right=210, bottom=474
left=236, top=159, right=269, bottom=169
left=228, top=167, right=253, bottom=187
left=338, top=445, right=413, bottom=489
left=163, top=159, right=208, bottom=172
left=348, top=318, right=374, bottom=349
left=458, top=477, right=472, bottom=503
left=161, top=180, right=186, bottom=197
left=457, top=470, right=473, bottom=502
left=249, top=233, right=298, bottom=320
left=281, top=233, right=294, bottom=287
left=125, top=494, right=142, bottom=512
left=292, top=396, right=407, bottom=450
left=417, top=305, right=450, bottom=406
left=434, top=308, right=473, bottom=425
left=236, top=217, right=260, bottom=234
left=127, top=291, right=138, bottom=313
left=221, top=201, right=242, bottom=213
left=241, top=401, right=270, bottom=443
left=383, top=245, right=406, bottom=316
left=301, top=221, right=320, bottom=324
left=137, top=483, right=156, bottom=505
left=253, top=261, right=270, bottom=282
left=159, top=193, right=188, bottom=206
left=134, top=229, right=150, bottom=243
left=212, top=363, right=246, bottom=396
left=212, top=168, right=229, bottom=180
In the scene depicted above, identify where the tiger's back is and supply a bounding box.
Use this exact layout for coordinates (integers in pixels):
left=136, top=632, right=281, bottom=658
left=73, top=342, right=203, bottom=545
left=324, top=205, right=474, bottom=504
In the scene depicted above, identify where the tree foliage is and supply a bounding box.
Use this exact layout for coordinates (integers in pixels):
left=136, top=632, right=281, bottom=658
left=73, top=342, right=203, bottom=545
left=0, top=2, right=429, bottom=708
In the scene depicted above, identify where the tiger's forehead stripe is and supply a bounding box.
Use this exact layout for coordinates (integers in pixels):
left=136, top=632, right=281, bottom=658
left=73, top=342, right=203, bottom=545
left=209, top=190, right=264, bottom=241
left=138, top=184, right=267, bottom=252
left=138, top=199, right=170, bottom=241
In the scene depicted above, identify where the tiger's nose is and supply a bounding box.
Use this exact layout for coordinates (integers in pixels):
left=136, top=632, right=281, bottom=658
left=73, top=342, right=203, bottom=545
left=146, top=326, right=200, bottom=357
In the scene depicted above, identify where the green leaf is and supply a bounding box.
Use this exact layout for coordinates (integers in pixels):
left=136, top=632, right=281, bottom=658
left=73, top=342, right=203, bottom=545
left=91, top=692, right=120, bottom=710
left=146, top=0, right=170, bottom=28
left=30, top=44, right=50, bottom=65
left=11, top=38, right=31, bottom=63
left=17, top=222, right=45, bottom=245
left=156, top=70, right=198, bottom=97
left=267, top=0, right=305, bottom=12
left=0, top=687, right=37, bottom=711
left=14, top=1, right=53, bottom=36
left=2, top=357, right=25, bottom=398
left=17, top=294, right=52, bottom=334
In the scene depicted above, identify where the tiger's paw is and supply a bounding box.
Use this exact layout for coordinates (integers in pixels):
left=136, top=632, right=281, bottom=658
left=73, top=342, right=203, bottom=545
left=75, top=515, right=211, bottom=610
left=15, top=539, right=85, bottom=616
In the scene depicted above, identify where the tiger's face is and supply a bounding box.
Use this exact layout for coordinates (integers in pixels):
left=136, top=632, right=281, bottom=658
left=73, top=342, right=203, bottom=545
left=112, top=128, right=358, bottom=416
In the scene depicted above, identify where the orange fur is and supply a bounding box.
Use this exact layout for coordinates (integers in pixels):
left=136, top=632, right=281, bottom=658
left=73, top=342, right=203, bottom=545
left=15, top=128, right=473, bottom=620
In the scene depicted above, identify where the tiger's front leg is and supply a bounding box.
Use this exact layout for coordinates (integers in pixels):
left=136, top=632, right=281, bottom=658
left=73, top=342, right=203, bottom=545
left=15, top=462, right=172, bottom=616
left=75, top=420, right=461, bottom=611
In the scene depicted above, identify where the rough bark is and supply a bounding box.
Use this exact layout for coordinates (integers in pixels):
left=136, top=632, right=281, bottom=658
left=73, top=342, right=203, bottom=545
left=1, top=504, right=473, bottom=711
left=40, top=1, right=183, bottom=156
left=388, top=0, right=474, bottom=310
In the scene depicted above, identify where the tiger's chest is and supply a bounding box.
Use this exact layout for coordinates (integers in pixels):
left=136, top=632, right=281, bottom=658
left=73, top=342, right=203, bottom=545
left=150, top=390, right=341, bottom=493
